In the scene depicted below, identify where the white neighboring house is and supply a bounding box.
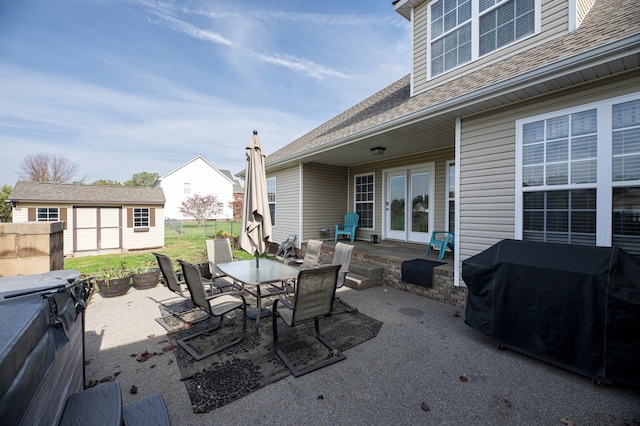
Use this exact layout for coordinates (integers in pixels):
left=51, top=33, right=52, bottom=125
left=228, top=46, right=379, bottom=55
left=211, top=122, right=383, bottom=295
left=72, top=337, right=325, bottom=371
left=159, top=156, right=237, bottom=221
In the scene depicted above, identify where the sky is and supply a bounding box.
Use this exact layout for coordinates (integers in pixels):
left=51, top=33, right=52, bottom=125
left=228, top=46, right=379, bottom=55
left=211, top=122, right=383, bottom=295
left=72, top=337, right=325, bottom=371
left=0, top=0, right=410, bottom=186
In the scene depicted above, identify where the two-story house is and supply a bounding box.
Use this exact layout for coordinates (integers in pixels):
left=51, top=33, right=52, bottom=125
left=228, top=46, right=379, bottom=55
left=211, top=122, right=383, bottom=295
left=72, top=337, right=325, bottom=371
left=159, top=156, right=240, bottom=221
left=262, top=0, right=640, bottom=287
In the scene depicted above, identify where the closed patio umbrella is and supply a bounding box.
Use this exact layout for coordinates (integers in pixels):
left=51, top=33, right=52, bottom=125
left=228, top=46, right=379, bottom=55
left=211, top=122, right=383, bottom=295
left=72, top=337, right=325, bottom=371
left=239, top=130, right=272, bottom=268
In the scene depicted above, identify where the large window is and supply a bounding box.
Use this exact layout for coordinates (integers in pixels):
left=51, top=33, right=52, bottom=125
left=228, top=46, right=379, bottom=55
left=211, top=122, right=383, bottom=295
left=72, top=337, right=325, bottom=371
left=37, top=207, right=59, bottom=221
left=429, top=0, right=536, bottom=77
left=267, top=177, right=276, bottom=227
left=134, top=208, right=149, bottom=228
left=355, top=174, right=374, bottom=229
left=517, top=94, right=640, bottom=255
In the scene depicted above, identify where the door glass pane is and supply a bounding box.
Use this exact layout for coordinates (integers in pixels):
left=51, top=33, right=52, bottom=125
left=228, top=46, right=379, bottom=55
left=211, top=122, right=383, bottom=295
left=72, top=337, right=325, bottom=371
left=411, top=173, right=429, bottom=233
left=390, top=175, right=405, bottom=231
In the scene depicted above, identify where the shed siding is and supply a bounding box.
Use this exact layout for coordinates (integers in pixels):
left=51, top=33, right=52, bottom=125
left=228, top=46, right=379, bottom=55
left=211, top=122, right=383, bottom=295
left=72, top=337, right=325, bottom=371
left=459, top=72, right=640, bottom=264
left=302, top=163, right=349, bottom=242
left=412, top=0, right=569, bottom=95
left=267, top=166, right=300, bottom=246
left=122, top=206, right=164, bottom=250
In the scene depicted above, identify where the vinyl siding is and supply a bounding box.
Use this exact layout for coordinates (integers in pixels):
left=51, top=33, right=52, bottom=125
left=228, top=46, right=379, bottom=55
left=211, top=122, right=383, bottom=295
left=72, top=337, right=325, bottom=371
left=267, top=166, right=301, bottom=246
left=412, top=0, right=569, bottom=95
left=576, top=0, right=596, bottom=25
left=12, top=204, right=75, bottom=255
left=459, top=71, right=640, bottom=263
left=302, top=163, right=349, bottom=242
left=350, top=147, right=454, bottom=241
left=122, top=206, right=164, bottom=250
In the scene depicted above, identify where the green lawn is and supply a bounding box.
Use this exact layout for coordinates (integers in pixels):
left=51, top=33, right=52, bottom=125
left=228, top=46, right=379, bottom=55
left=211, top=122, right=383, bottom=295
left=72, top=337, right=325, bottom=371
left=64, top=221, right=253, bottom=277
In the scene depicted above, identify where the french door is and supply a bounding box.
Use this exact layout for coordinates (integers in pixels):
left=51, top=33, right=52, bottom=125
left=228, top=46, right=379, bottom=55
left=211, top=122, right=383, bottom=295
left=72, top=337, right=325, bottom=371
left=384, top=165, right=433, bottom=243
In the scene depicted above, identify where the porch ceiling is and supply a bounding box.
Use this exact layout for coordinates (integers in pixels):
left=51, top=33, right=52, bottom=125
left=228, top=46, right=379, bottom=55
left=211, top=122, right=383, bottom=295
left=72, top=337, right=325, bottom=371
left=296, top=114, right=457, bottom=168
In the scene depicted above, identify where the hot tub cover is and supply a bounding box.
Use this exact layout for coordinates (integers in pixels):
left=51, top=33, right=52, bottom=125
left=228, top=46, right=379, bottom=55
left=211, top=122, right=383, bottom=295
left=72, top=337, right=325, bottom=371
left=462, top=239, right=640, bottom=387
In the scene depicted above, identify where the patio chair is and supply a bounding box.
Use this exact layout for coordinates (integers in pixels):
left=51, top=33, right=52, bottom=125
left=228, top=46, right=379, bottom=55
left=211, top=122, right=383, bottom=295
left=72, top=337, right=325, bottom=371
left=334, top=212, right=359, bottom=243
left=331, top=242, right=356, bottom=312
left=175, top=259, right=247, bottom=361
left=301, top=239, right=323, bottom=269
left=153, top=251, right=190, bottom=304
left=205, top=238, right=238, bottom=291
left=275, top=234, right=297, bottom=263
left=272, top=264, right=346, bottom=377
left=425, top=231, right=454, bottom=260
left=283, top=239, right=323, bottom=297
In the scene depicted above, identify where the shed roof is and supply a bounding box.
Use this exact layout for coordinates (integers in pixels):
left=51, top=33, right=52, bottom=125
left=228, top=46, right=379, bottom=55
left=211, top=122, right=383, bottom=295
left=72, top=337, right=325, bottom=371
left=9, top=181, right=166, bottom=205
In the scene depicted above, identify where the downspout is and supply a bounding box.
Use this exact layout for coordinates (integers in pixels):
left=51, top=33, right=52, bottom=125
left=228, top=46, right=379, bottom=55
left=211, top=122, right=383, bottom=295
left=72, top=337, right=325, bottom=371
left=454, top=117, right=462, bottom=287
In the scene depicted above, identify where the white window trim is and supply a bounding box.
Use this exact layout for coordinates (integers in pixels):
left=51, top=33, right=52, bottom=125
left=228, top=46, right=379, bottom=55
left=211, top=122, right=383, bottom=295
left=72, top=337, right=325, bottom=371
left=515, top=91, right=640, bottom=247
left=37, top=207, right=59, bottom=222
left=267, top=177, right=276, bottom=227
left=427, top=0, right=541, bottom=80
left=133, top=207, right=150, bottom=229
left=354, top=172, right=375, bottom=230
left=445, top=160, right=455, bottom=232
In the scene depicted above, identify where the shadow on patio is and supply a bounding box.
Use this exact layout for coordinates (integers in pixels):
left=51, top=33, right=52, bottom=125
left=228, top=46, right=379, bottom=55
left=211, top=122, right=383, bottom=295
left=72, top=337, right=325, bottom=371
left=84, top=283, right=640, bottom=425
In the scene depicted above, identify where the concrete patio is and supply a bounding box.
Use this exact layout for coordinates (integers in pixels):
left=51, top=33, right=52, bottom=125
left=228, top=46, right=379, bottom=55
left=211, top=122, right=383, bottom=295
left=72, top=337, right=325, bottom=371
left=84, top=281, right=640, bottom=425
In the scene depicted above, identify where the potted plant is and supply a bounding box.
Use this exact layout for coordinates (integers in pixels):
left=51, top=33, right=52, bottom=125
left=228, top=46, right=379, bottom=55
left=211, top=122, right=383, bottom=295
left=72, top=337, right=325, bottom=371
left=131, top=263, right=161, bottom=290
left=95, top=263, right=131, bottom=297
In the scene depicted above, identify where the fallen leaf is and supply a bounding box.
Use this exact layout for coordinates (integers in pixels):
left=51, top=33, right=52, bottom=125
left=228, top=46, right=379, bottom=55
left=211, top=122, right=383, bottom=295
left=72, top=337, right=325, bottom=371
left=114, top=371, right=121, bottom=377
left=453, top=311, right=461, bottom=317
left=317, top=395, right=324, bottom=400
left=421, top=402, right=430, bottom=411
left=168, top=359, right=174, bottom=365
left=136, top=367, right=145, bottom=372
left=560, top=418, right=575, bottom=426
left=383, top=288, right=388, bottom=293
left=459, top=375, right=469, bottom=382
left=157, top=339, right=169, bottom=344
left=162, top=344, right=176, bottom=353
left=147, top=334, right=156, bottom=339
left=150, top=364, right=156, bottom=369
left=330, top=349, right=340, bottom=358
left=136, top=351, right=153, bottom=362
left=99, top=375, right=113, bottom=383
left=130, top=385, right=138, bottom=394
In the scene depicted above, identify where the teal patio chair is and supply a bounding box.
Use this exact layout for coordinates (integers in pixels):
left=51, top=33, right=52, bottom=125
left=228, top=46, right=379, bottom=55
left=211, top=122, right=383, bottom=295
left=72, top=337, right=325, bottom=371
left=426, top=231, right=454, bottom=260
left=334, top=212, right=359, bottom=243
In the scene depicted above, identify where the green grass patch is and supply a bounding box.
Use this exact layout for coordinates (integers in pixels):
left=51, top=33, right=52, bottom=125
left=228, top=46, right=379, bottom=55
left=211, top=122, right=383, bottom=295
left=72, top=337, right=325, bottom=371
left=64, top=221, right=254, bottom=277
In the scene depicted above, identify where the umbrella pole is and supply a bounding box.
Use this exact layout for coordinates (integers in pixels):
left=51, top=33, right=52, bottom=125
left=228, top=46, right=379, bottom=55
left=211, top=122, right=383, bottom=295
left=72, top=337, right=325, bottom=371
left=255, top=251, right=259, bottom=268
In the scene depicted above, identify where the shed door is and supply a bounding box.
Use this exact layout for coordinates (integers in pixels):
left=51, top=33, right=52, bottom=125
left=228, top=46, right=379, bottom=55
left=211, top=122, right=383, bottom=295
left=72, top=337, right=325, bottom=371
left=73, top=207, right=122, bottom=252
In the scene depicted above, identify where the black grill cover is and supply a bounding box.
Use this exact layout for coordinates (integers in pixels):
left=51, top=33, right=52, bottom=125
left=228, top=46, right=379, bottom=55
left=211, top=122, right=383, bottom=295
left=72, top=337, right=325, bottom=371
left=462, top=239, right=640, bottom=387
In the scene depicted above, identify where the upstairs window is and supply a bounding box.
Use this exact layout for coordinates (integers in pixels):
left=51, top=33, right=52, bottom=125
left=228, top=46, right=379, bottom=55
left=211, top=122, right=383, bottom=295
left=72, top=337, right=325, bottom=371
left=184, top=183, right=191, bottom=195
left=429, top=0, right=536, bottom=78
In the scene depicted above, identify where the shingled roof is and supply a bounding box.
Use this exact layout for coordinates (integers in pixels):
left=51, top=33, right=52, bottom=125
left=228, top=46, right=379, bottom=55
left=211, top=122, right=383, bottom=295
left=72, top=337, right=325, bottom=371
left=267, top=0, right=640, bottom=166
left=9, top=181, right=166, bottom=205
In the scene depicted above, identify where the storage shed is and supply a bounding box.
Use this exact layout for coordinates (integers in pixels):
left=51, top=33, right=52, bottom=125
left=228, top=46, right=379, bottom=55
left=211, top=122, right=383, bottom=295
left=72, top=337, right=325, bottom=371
left=8, top=181, right=166, bottom=256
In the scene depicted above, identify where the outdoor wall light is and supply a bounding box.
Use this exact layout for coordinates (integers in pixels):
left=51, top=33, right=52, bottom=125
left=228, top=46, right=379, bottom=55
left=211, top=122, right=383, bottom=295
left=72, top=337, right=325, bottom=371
left=371, top=146, right=386, bottom=156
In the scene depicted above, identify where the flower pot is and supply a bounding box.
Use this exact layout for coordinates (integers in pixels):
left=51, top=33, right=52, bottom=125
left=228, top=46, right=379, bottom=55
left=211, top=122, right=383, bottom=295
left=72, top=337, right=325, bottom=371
left=96, top=276, right=131, bottom=297
left=132, top=269, right=161, bottom=290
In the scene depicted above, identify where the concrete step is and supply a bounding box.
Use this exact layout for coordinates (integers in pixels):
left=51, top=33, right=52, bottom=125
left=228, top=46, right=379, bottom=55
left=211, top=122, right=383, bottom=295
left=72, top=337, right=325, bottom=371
left=344, top=260, right=382, bottom=290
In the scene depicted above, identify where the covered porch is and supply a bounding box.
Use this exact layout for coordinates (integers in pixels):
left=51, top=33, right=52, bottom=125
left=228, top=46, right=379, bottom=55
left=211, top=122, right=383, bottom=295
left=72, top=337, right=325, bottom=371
left=304, top=239, right=465, bottom=308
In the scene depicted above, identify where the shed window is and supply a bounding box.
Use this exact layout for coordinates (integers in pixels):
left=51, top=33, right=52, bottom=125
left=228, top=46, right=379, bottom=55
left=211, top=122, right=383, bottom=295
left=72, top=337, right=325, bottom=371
left=37, top=207, right=59, bottom=222
left=134, top=208, right=150, bottom=228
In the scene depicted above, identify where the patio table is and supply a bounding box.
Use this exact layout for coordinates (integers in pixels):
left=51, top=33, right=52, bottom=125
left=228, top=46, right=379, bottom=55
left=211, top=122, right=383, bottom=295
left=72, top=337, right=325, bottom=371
left=216, top=258, right=299, bottom=327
